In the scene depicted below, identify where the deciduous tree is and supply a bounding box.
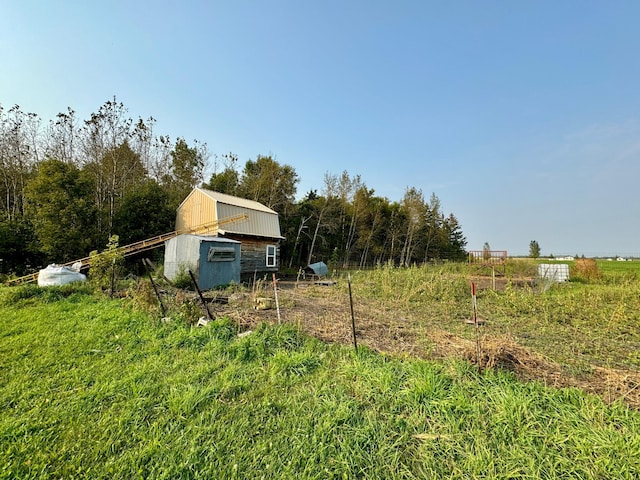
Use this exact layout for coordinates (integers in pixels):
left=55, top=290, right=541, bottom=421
left=204, top=153, right=240, bottom=195
left=0, top=105, right=41, bottom=219
left=238, top=155, right=298, bottom=213
left=113, top=180, right=174, bottom=245
left=24, top=159, right=98, bottom=262
left=163, top=137, right=208, bottom=208
left=529, top=240, right=541, bottom=259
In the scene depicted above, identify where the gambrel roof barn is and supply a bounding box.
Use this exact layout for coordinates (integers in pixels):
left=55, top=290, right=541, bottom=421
left=176, top=188, right=283, bottom=240
left=173, top=188, right=284, bottom=279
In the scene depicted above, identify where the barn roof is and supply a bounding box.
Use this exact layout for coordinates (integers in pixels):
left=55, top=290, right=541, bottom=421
left=177, top=188, right=283, bottom=240
left=198, top=188, right=278, bottom=214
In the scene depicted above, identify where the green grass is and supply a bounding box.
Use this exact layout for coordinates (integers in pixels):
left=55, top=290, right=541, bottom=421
left=596, top=259, right=640, bottom=279
left=1, top=286, right=640, bottom=478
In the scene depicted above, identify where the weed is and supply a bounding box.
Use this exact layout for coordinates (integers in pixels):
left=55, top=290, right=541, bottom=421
left=572, top=258, right=602, bottom=282
left=171, top=264, right=194, bottom=290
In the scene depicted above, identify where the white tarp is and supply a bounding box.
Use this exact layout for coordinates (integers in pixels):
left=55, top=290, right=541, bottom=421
left=37, top=263, right=86, bottom=287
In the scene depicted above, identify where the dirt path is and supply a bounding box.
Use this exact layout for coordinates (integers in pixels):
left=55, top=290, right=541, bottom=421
left=210, top=282, right=640, bottom=409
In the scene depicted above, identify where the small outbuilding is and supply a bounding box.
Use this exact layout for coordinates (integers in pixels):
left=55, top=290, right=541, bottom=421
left=174, top=188, right=284, bottom=280
left=164, top=235, right=241, bottom=289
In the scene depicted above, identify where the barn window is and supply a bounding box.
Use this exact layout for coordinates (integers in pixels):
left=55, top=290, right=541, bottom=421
left=266, top=245, right=277, bottom=267
left=208, top=247, right=236, bottom=262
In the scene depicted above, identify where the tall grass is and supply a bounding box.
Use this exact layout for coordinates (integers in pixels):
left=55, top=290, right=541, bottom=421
left=1, top=286, right=640, bottom=478
left=343, top=262, right=640, bottom=371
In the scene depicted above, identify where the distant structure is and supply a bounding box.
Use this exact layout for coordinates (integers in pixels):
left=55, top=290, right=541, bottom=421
left=468, top=250, right=507, bottom=272
left=538, top=263, right=570, bottom=282
left=468, top=250, right=507, bottom=288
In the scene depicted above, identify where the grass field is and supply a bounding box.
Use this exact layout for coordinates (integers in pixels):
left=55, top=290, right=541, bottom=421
left=595, top=258, right=640, bottom=277
left=1, top=281, right=640, bottom=479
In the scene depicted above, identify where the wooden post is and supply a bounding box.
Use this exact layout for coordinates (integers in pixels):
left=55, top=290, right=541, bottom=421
left=188, top=270, right=214, bottom=320
left=142, top=260, right=165, bottom=317
left=110, top=257, right=116, bottom=298
left=491, top=265, right=496, bottom=291
left=472, top=282, right=481, bottom=372
left=348, top=273, right=358, bottom=354
left=272, top=273, right=281, bottom=324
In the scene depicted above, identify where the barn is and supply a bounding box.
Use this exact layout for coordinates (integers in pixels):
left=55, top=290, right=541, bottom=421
left=172, top=188, right=284, bottom=280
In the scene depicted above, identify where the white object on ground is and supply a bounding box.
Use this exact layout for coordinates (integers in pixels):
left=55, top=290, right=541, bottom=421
left=37, top=264, right=87, bottom=287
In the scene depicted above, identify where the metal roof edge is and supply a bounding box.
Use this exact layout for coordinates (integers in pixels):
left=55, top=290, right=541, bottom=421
left=218, top=229, right=285, bottom=240
left=198, top=187, right=279, bottom=215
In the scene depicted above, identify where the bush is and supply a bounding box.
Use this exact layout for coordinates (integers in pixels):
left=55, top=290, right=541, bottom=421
left=572, top=258, right=601, bottom=282
left=172, top=264, right=194, bottom=290
left=89, top=235, right=124, bottom=292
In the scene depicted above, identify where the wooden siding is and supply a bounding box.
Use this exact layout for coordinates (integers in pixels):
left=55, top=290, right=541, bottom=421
left=222, top=234, right=279, bottom=277
left=176, top=189, right=219, bottom=234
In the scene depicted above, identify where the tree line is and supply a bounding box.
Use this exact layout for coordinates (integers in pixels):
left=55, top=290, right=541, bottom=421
left=0, top=98, right=467, bottom=277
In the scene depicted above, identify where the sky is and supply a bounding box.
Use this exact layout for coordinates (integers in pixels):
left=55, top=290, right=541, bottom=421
left=2, top=0, right=640, bottom=257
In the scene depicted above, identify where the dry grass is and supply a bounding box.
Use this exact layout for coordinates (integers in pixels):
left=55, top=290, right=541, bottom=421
left=207, top=279, right=640, bottom=409
left=573, top=258, right=601, bottom=281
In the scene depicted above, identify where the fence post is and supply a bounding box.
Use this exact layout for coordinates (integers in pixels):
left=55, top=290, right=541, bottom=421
left=348, top=273, right=358, bottom=354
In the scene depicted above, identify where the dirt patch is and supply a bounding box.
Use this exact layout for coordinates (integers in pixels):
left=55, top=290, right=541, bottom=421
left=209, top=281, right=640, bottom=409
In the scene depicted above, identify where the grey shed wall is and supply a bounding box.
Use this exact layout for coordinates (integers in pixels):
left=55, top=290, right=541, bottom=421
left=164, top=235, right=241, bottom=289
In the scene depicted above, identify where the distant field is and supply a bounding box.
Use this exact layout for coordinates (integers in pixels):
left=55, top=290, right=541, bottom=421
left=595, top=259, right=640, bottom=276
left=530, top=258, right=640, bottom=277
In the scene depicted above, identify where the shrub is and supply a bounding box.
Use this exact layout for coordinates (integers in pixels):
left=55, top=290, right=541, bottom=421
left=89, top=235, right=124, bottom=292
left=572, top=258, right=601, bottom=282
left=172, top=264, right=194, bottom=290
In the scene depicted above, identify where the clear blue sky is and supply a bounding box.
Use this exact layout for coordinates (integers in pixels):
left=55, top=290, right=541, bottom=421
left=2, top=1, right=640, bottom=257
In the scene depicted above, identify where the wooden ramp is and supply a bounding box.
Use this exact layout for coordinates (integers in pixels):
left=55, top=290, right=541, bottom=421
left=5, top=213, right=248, bottom=286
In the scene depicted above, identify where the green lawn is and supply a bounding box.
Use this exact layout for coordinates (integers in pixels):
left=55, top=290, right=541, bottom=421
left=1, top=286, right=640, bottom=479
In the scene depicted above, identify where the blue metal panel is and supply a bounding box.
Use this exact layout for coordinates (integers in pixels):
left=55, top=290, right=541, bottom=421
left=197, top=237, right=241, bottom=289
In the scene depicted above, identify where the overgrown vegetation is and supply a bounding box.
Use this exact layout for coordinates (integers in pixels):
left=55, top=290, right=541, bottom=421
left=342, top=260, right=640, bottom=373
left=1, top=99, right=466, bottom=280
left=1, top=285, right=639, bottom=479
left=89, top=235, right=125, bottom=294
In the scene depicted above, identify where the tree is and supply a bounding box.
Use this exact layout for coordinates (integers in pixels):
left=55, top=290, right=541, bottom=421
left=24, top=159, right=98, bottom=262
left=113, top=180, right=174, bottom=245
left=306, top=172, right=338, bottom=265
left=82, top=140, right=146, bottom=236
left=0, top=215, right=42, bottom=275
left=284, top=190, right=317, bottom=268
left=89, top=235, right=125, bottom=293
left=353, top=187, right=386, bottom=267
left=162, top=137, right=208, bottom=208
left=399, top=187, right=425, bottom=266
left=0, top=104, right=41, bottom=219
left=421, top=193, right=443, bottom=262
left=529, top=240, right=541, bottom=259
left=45, top=107, right=78, bottom=164
left=483, top=242, right=491, bottom=261
left=204, top=153, right=240, bottom=195
left=238, top=155, right=298, bottom=213
left=442, top=213, right=467, bottom=261
left=80, top=98, right=138, bottom=236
